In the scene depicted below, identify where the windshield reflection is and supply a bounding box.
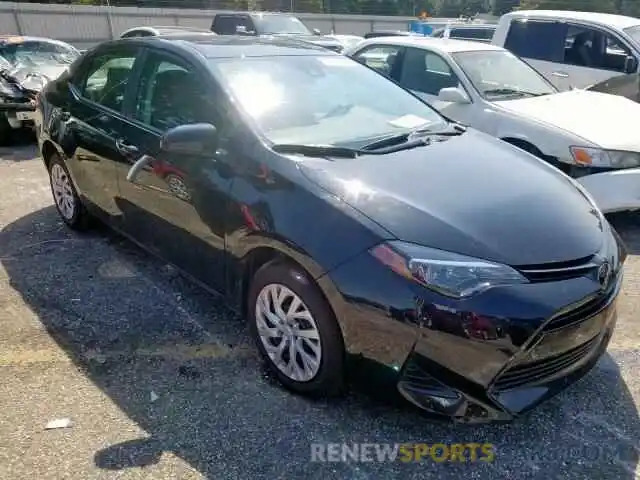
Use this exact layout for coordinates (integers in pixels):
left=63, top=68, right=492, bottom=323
left=453, top=50, right=557, bottom=100
left=256, top=15, right=311, bottom=35
left=209, top=55, right=447, bottom=147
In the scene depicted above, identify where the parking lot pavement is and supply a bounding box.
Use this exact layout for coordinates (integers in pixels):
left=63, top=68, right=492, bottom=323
left=0, top=143, right=639, bottom=480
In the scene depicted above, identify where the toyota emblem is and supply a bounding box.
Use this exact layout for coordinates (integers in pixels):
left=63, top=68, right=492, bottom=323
left=597, top=262, right=611, bottom=289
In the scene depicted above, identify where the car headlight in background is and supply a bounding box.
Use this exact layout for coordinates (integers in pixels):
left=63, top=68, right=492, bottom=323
left=570, top=146, right=640, bottom=168
left=370, top=241, right=528, bottom=298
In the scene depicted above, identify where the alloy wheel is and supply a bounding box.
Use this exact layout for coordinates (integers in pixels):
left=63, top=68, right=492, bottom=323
left=255, top=283, right=322, bottom=382
left=50, top=163, right=76, bottom=220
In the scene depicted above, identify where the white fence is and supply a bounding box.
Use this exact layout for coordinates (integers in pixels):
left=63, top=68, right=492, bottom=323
left=0, top=1, right=439, bottom=49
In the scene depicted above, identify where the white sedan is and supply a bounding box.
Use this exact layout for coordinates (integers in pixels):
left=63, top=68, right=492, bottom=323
left=346, top=37, right=640, bottom=213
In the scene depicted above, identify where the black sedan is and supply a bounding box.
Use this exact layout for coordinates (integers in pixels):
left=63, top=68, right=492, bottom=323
left=35, top=35, right=625, bottom=423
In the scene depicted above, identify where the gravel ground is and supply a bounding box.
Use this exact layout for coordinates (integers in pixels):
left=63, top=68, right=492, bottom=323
left=0, top=142, right=639, bottom=480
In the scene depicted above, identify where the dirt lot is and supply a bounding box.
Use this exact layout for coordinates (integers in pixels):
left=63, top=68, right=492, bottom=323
left=0, top=143, right=639, bottom=480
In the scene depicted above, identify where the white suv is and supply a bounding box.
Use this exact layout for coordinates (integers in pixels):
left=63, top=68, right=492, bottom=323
left=492, top=10, right=640, bottom=91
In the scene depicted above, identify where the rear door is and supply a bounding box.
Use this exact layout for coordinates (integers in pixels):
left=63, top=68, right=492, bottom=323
left=65, top=45, right=142, bottom=223
left=503, top=19, right=571, bottom=90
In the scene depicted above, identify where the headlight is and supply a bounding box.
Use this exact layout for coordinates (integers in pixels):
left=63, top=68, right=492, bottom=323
left=570, top=146, right=640, bottom=168
left=370, top=241, right=528, bottom=298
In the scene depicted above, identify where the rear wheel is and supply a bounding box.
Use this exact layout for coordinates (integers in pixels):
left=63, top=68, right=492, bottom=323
left=48, top=154, right=92, bottom=231
left=248, top=260, right=345, bottom=397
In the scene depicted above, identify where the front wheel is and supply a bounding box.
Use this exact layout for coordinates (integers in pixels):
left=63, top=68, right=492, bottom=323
left=248, top=260, right=345, bottom=397
left=48, top=154, right=92, bottom=230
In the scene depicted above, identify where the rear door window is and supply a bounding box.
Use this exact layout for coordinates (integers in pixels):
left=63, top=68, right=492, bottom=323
left=80, top=49, right=138, bottom=112
left=212, top=15, right=253, bottom=35
left=504, top=19, right=567, bottom=62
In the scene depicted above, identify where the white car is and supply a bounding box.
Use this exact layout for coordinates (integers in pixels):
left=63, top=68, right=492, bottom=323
left=326, top=34, right=364, bottom=50
left=346, top=36, right=640, bottom=213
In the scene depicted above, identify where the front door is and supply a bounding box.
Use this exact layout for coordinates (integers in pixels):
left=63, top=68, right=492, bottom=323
left=115, top=49, right=232, bottom=291
left=65, top=46, right=141, bottom=223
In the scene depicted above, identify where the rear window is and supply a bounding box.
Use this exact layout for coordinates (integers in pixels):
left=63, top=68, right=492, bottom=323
left=212, top=15, right=253, bottom=35
left=504, top=20, right=567, bottom=61
left=449, top=28, right=495, bottom=40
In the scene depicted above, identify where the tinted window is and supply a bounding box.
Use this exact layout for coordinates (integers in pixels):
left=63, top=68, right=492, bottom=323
left=135, top=55, right=215, bottom=131
left=208, top=55, right=447, bottom=146
left=564, top=25, right=632, bottom=72
left=81, top=51, right=137, bottom=112
left=400, top=47, right=461, bottom=96
left=504, top=20, right=566, bottom=61
left=450, top=28, right=495, bottom=40
left=352, top=45, right=403, bottom=78
left=212, top=15, right=253, bottom=35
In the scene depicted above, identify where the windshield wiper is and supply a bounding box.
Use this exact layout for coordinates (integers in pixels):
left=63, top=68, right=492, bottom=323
left=272, top=144, right=360, bottom=159
left=484, top=88, right=544, bottom=97
left=361, top=123, right=466, bottom=151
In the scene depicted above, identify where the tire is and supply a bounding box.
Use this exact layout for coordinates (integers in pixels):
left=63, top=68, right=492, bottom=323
left=48, top=153, right=92, bottom=231
left=248, top=260, right=345, bottom=397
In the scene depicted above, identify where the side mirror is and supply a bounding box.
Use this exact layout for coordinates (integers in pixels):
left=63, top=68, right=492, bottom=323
left=624, top=55, right=638, bottom=74
left=437, top=87, right=470, bottom=104
left=313, top=28, right=321, bottom=35
left=160, top=123, right=218, bottom=157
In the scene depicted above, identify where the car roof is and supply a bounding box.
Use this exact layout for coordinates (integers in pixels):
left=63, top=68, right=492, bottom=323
left=120, top=35, right=335, bottom=58
left=357, top=35, right=505, bottom=53
left=505, top=10, right=640, bottom=30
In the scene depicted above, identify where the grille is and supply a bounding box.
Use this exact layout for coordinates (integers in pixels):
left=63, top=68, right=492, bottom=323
left=519, top=257, right=598, bottom=282
left=542, top=291, right=614, bottom=332
left=493, top=335, right=599, bottom=391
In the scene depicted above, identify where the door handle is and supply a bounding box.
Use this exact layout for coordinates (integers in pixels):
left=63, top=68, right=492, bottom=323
left=126, top=154, right=154, bottom=184
left=115, top=138, right=139, bottom=157
left=551, top=71, right=569, bottom=78
left=59, top=110, right=70, bottom=121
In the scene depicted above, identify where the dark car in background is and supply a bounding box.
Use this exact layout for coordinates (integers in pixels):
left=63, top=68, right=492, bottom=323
left=36, top=35, right=624, bottom=423
left=210, top=12, right=344, bottom=52
left=0, top=35, right=80, bottom=143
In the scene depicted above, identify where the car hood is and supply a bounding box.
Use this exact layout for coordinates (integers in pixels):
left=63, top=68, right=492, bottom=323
left=298, top=129, right=605, bottom=267
left=5, top=62, right=69, bottom=91
left=497, top=89, right=640, bottom=151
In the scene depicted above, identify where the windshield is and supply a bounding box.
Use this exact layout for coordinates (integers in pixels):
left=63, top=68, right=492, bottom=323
left=452, top=50, right=557, bottom=99
left=0, top=40, right=79, bottom=68
left=256, top=15, right=311, bottom=35
left=209, top=55, right=448, bottom=146
left=623, top=25, right=640, bottom=47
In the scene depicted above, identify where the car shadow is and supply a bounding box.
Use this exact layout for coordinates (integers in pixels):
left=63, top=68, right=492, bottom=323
left=0, top=136, right=38, bottom=162
left=1, top=205, right=639, bottom=479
